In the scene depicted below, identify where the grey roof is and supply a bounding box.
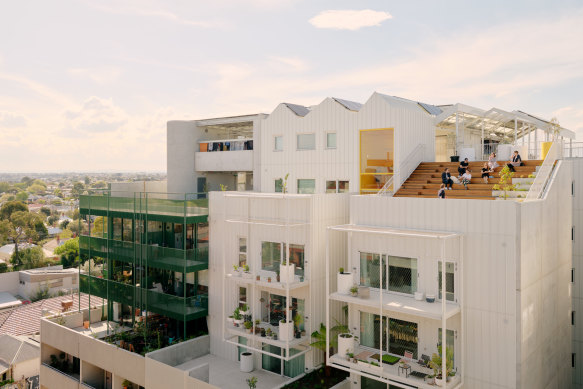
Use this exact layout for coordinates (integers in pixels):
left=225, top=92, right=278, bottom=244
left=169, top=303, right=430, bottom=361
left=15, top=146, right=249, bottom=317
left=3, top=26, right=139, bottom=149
left=0, top=334, right=38, bottom=367
left=332, top=97, right=363, bottom=112
left=418, top=102, right=443, bottom=116
left=283, top=103, right=310, bottom=117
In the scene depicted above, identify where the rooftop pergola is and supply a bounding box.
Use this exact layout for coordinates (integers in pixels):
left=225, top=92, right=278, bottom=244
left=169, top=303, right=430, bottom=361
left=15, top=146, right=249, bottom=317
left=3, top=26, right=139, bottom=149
left=434, top=104, right=575, bottom=158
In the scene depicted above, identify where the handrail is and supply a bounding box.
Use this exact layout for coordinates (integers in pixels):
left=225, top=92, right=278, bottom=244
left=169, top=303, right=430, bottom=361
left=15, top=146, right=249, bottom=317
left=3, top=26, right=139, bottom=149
left=376, top=176, right=394, bottom=196
left=525, top=140, right=563, bottom=200
left=41, top=362, right=80, bottom=382
left=398, top=144, right=425, bottom=188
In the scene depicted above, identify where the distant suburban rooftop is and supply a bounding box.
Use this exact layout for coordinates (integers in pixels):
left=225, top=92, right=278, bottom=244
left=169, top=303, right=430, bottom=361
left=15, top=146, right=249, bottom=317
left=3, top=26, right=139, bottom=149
left=0, top=333, right=39, bottom=372
left=0, top=293, right=92, bottom=336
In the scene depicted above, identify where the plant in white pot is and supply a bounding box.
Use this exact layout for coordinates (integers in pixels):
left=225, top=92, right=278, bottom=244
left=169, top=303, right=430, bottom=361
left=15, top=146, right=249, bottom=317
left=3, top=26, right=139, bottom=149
left=232, top=264, right=241, bottom=277
left=349, top=284, right=359, bottom=297
left=239, top=304, right=250, bottom=316
left=337, top=333, right=355, bottom=357
left=278, top=318, right=294, bottom=341
left=337, top=267, right=353, bottom=294
left=429, top=345, right=454, bottom=387
left=233, top=307, right=244, bottom=326
left=279, top=259, right=295, bottom=284
left=242, top=264, right=253, bottom=279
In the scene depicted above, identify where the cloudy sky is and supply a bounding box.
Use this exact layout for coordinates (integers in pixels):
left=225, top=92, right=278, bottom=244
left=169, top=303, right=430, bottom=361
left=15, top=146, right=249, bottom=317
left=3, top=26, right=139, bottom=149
left=1, top=0, right=583, bottom=172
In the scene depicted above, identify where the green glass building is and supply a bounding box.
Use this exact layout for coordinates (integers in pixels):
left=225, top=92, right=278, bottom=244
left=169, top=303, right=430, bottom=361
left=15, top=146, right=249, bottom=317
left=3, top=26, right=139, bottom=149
left=78, top=191, right=209, bottom=339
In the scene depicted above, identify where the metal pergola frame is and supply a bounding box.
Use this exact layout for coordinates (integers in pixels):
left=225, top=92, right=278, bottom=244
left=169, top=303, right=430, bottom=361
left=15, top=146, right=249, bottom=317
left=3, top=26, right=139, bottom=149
left=325, top=224, right=464, bottom=389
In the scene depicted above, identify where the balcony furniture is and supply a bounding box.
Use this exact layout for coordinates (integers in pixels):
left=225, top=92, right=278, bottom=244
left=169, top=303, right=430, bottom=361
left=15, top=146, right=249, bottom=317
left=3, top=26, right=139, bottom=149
left=418, top=354, right=431, bottom=367
left=337, top=272, right=353, bottom=294
left=398, top=363, right=411, bottom=378
left=404, top=350, right=414, bottom=361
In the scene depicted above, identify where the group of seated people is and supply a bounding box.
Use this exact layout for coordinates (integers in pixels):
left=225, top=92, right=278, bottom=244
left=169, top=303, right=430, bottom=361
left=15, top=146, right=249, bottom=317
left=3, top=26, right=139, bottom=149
left=438, top=151, right=522, bottom=198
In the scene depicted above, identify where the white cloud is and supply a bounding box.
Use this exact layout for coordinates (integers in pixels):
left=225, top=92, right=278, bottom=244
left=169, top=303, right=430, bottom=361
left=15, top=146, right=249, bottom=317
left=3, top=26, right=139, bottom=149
left=269, top=57, right=309, bottom=72
left=63, top=96, right=128, bottom=134
left=309, top=9, right=392, bottom=31
left=0, top=111, right=27, bottom=128
left=68, top=67, right=122, bottom=84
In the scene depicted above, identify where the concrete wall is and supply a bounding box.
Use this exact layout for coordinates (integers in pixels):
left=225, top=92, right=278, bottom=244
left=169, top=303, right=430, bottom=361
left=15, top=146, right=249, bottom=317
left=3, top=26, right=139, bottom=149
left=574, top=158, right=583, bottom=388
left=195, top=150, right=253, bottom=172
left=167, top=121, right=200, bottom=194
left=0, top=272, right=19, bottom=295
left=40, top=363, right=80, bottom=389
left=13, top=357, right=40, bottom=382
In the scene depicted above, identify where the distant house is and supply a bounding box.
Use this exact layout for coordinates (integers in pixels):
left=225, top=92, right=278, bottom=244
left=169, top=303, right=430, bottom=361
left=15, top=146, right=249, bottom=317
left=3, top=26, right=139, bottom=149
left=46, top=227, right=62, bottom=237
left=0, top=334, right=40, bottom=384
left=0, top=243, right=36, bottom=262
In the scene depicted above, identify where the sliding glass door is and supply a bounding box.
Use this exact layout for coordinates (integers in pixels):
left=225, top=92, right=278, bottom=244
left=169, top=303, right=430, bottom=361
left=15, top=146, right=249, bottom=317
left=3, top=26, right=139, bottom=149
left=360, top=312, right=418, bottom=358
left=360, top=253, right=417, bottom=295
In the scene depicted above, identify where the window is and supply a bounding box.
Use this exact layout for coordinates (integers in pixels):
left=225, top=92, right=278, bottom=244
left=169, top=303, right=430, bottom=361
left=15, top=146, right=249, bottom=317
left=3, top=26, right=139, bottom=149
left=326, top=180, right=349, bottom=193
left=573, top=268, right=575, bottom=283
left=239, top=286, right=247, bottom=305
left=261, top=241, right=282, bottom=272
left=297, top=134, right=315, bottom=150
left=326, top=132, right=337, bottom=149
left=297, top=179, right=315, bottom=194
left=275, top=179, right=283, bottom=193
left=438, top=261, right=456, bottom=301
left=359, top=252, right=418, bottom=295
left=274, top=136, right=283, bottom=151
left=573, top=311, right=576, bottom=326
left=239, top=237, right=247, bottom=267
left=438, top=328, right=455, bottom=365
left=360, top=312, right=418, bottom=358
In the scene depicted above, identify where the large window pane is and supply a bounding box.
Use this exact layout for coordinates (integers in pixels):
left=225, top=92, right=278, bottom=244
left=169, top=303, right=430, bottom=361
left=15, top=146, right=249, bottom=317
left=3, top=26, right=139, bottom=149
left=297, top=179, right=315, bottom=194
left=275, top=179, right=283, bottom=193
left=297, top=134, right=315, bottom=150
left=389, top=318, right=418, bottom=358
left=438, top=328, right=455, bottom=366
left=289, top=244, right=304, bottom=278
left=338, top=181, right=349, bottom=193
left=359, top=253, right=386, bottom=289
left=438, top=261, right=455, bottom=301
left=388, top=256, right=417, bottom=294
left=261, top=241, right=281, bottom=272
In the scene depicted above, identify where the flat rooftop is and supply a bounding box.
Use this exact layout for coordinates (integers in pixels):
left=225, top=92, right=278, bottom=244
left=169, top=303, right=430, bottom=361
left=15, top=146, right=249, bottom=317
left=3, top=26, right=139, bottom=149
left=176, top=354, right=289, bottom=389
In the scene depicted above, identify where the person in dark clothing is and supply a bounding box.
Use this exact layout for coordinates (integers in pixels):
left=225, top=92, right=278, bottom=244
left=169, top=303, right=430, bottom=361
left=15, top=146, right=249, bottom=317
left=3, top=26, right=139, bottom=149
left=481, top=162, right=492, bottom=183
left=438, top=184, right=446, bottom=198
left=458, top=158, right=469, bottom=178
left=506, top=151, right=522, bottom=172
left=442, top=168, right=453, bottom=190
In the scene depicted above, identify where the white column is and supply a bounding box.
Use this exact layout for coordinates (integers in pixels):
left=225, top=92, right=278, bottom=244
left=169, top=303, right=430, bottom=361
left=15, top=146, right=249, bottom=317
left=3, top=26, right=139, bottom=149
left=325, top=228, right=330, bottom=368
left=441, top=238, right=446, bottom=384
left=455, top=112, right=459, bottom=156
left=481, top=119, right=485, bottom=160
left=514, top=118, right=518, bottom=146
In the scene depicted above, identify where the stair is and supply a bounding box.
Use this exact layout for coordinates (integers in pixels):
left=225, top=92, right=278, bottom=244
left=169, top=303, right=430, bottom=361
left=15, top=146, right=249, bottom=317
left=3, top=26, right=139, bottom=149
left=393, top=160, right=542, bottom=200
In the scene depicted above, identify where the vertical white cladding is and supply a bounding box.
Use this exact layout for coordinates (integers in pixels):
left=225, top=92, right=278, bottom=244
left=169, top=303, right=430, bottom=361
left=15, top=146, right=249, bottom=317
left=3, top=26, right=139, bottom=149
left=260, top=94, right=435, bottom=194
left=574, top=159, right=583, bottom=388
left=208, top=192, right=349, bottom=370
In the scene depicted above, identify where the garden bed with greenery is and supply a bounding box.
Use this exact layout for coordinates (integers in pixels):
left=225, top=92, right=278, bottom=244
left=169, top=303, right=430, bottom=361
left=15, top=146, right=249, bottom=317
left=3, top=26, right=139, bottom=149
left=281, top=367, right=348, bottom=389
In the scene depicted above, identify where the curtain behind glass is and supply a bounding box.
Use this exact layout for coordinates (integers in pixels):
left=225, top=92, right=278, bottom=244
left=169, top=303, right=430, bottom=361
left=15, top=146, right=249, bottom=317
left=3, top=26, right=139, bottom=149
left=284, top=348, right=305, bottom=378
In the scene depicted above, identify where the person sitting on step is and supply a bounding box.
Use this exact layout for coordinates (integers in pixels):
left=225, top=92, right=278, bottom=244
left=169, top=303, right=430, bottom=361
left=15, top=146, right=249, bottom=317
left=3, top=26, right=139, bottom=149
left=441, top=168, right=453, bottom=190
left=461, top=168, right=472, bottom=190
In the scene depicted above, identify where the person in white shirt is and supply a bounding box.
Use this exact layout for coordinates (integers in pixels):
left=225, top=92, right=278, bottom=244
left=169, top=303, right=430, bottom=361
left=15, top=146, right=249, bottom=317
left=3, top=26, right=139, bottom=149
left=461, top=169, right=472, bottom=190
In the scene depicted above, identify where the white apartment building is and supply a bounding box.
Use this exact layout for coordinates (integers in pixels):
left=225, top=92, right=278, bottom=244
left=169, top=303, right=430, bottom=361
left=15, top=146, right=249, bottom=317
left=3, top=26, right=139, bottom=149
left=41, top=91, right=581, bottom=389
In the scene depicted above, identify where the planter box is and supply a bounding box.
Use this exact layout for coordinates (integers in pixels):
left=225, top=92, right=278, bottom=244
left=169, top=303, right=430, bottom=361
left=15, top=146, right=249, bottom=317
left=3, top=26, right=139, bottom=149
left=492, top=190, right=526, bottom=199
left=278, top=321, right=294, bottom=341
left=337, top=273, right=353, bottom=294
left=279, top=264, right=296, bottom=284
left=358, top=286, right=370, bottom=299
left=337, top=334, right=354, bottom=356
left=234, top=319, right=244, bottom=326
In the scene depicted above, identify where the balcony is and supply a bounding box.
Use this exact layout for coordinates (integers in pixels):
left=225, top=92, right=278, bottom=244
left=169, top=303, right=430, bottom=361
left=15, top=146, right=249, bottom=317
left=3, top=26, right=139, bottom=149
left=80, top=194, right=208, bottom=221
left=195, top=149, right=253, bottom=172
left=79, top=274, right=209, bottom=321
left=79, top=236, right=209, bottom=272
left=329, top=345, right=461, bottom=388
left=40, top=363, right=80, bottom=389
left=225, top=270, right=308, bottom=291
left=330, top=288, right=459, bottom=320
left=225, top=319, right=308, bottom=349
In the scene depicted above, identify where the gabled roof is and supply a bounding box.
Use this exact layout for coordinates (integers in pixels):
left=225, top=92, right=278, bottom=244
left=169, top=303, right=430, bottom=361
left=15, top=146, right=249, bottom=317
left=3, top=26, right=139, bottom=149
left=332, top=97, right=363, bottom=112
left=376, top=93, right=441, bottom=115
left=283, top=103, right=310, bottom=117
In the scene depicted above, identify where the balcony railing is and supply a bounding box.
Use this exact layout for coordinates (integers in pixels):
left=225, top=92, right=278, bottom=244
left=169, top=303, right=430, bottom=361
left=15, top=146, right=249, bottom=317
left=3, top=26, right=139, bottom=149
left=79, top=236, right=209, bottom=272
left=80, top=274, right=208, bottom=321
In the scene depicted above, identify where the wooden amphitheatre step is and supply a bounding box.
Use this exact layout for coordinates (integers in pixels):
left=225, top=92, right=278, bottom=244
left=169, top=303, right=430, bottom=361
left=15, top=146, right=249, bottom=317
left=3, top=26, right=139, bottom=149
left=393, top=159, right=543, bottom=200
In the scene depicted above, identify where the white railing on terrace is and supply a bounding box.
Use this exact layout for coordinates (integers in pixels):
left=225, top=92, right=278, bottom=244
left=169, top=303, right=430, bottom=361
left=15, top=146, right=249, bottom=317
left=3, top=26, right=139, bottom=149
left=526, top=141, right=563, bottom=200
left=398, top=144, right=425, bottom=188
left=376, top=176, right=394, bottom=196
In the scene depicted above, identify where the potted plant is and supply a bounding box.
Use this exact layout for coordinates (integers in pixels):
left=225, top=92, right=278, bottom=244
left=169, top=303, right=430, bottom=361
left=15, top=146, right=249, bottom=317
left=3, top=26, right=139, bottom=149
left=267, top=276, right=271, bottom=283
left=349, top=285, right=359, bottom=297
left=240, top=303, right=250, bottom=316
left=255, top=319, right=261, bottom=326
left=244, top=321, right=253, bottom=333
left=347, top=352, right=354, bottom=362
left=293, top=314, right=303, bottom=337
left=337, top=267, right=353, bottom=294
left=279, top=318, right=294, bottom=341
left=233, top=308, right=243, bottom=326
left=226, top=315, right=234, bottom=325
left=265, top=328, right=272, bottom=339
left=279, top=259, right=295, bottom=283
left=122, top=379, right=132, bottom=389
left=246, top=376, right=258, bottom=389
left=261, top=328, right=266, bottom=337
left=242, top=264, right=253, bottom=279
left=338, top=333, right=355, bottom=356
left=429, top=345, right=454, bottom=387
left=232, top=264, right=241, bottom=277
left=256, top=275, right=261, bottom=281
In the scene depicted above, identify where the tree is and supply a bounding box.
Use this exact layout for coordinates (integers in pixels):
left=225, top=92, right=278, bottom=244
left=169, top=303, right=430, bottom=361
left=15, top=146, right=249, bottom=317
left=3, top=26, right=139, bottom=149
left=48, top=215, right=59, bottom=226
left=60, top=219, right=70, bottom=230
left=84, top=176, right=91, bottom=185
left=40, top=207, right=52, bottom=218
left=55, top=237, right=79, bottom=268
left=28, top=184, right=46, bottom=195
left=15, top=191, right=28, bottom=201
left=12, top=246, right=47, bottom=270
left=71, top=182, right=85, bottom=197
left=2, top=211, right=44, bottom=259
left=0, top=201, right=27, bottom=220
left=0, top=263, right=8, bottom=273
left=20, top=176, right=32, bottom=184
left=92, top=181, right=107, bottom=189
left=0, top=182, right=10, bottom=193
left=493, top=166, right=516, bottom=200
